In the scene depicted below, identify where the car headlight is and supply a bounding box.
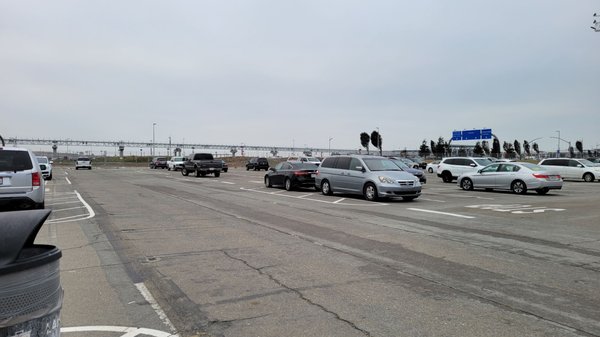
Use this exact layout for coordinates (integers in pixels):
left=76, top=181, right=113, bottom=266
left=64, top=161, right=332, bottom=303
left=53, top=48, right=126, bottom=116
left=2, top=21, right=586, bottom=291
left=378, top=176, right=396, bottom=184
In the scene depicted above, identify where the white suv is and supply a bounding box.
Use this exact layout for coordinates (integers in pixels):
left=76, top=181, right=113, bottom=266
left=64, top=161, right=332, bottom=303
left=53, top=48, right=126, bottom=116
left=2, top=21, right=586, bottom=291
left=0, top=147, right=45, bottom=209
left=36, top=156, right=53, bottom=180
left=437, top=157, right=493, bottom=183
left=75, top=157, right=92, bottom=170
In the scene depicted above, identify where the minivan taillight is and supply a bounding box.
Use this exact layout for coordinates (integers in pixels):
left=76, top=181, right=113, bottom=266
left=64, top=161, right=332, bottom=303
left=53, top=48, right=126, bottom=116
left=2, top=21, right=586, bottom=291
left=32, top=172, right=41, bottom=186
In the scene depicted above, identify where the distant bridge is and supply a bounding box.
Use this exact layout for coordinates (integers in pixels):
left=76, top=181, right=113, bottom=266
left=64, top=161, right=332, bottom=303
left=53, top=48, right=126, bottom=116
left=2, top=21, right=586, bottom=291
left=4, top=137, right=352, bottom=157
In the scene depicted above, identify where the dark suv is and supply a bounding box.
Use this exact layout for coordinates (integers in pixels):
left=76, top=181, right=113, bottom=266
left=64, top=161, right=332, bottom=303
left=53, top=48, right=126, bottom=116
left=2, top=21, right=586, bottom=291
left=246, top=157, right=269, bottom=171
left=150, top=157, right=168, bottom=169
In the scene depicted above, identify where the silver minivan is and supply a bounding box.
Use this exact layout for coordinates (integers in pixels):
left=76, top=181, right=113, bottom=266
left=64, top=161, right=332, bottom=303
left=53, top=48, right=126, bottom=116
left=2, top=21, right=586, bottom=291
left=315, top=155, right=421, bottom=201
left=0, top=147, right=45, bottom=210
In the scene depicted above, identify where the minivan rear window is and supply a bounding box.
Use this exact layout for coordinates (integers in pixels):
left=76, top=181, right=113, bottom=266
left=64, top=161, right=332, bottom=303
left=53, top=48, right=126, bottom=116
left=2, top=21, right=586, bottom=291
left=0, top=150, right=33, bottom=171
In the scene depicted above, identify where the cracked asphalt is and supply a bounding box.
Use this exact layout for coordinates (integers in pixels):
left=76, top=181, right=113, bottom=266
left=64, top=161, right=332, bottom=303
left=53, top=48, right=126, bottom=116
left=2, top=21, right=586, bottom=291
left=48, top=166, right=600, bottom=337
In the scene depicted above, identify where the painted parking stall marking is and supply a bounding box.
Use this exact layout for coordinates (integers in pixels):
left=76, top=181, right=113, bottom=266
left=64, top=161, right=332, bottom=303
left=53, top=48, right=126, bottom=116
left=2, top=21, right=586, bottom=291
left=46, top=190, right=95, bottom=223
left=61, top=326, right=178, bottom=337
left=465, top=204, right=566, bottom=214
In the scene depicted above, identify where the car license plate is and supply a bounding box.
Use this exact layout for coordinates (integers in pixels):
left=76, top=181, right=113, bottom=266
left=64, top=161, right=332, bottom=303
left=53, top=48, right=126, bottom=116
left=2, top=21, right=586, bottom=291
left=548, top=175, right=560, bottom=181
left=310, top=173, right=316, bottom=178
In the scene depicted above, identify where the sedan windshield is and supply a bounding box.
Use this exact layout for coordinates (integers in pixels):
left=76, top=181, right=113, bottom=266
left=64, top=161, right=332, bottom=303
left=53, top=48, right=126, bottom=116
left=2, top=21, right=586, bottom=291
left=363, top=158, right=402, bottom=171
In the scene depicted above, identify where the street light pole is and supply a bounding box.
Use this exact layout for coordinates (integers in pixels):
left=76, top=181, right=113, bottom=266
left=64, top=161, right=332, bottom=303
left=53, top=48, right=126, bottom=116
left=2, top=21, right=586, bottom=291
left=556, top=130, right=560, bottom=157
left=328, top=137, right=334, bottom=155
left=152, top=123, right=157, bottom=157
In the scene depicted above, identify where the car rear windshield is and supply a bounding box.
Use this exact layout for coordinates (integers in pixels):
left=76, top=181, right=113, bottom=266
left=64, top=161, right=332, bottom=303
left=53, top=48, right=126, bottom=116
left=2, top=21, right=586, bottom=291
left=474, top=158, right=493, bottom=166
left=363, top=158, right=402, bottom=171
left=0, top=150, right=33, bottom=171
left=78, top=157, right=90, bottom=161
left=291, top=163, right=318, bottom=170
left=193, top=154, right=214, bottom=160
left=37, top=157, right=49, bottom=163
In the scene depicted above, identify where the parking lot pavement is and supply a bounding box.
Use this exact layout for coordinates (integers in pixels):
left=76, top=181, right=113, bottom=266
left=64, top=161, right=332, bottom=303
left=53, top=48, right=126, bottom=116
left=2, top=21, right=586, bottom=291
left=32, top=166, right=600, bottom=337
left=35, top=168, right=179, bottom=337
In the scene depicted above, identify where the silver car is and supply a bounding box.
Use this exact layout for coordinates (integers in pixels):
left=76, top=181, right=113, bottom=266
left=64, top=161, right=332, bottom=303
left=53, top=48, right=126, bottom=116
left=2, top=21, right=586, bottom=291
left=315, top=155, right=421, bottom=201
left=0, top=147, right=45, bottom=209
left=457, top=162, right=562, bottom=195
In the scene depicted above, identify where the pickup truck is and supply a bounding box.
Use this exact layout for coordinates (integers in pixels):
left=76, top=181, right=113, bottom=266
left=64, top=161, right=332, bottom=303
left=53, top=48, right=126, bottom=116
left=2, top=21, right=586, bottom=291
left=181, top=153, right=223, bottom=177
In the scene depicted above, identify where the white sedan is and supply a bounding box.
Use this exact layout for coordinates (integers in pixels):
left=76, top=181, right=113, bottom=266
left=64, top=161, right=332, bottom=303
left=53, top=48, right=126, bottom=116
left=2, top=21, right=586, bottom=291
left=425, top=161, right=440, bottom=173
left=457, top=162, right=562, bottom=195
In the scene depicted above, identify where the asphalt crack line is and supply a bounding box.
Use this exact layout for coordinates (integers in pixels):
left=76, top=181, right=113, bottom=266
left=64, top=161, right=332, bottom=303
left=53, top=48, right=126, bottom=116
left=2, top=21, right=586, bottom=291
left=221, top=250, right=372, bottom=337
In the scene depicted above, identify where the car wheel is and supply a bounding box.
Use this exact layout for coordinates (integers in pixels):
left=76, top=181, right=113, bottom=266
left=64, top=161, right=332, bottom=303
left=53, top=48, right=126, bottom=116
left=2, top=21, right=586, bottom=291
left=168, top=167, right=171, bottom=171
left=182, top=168, right=189, bottom=176
left=583, top=173, right=595, bottom=182
left=284, top=178, right=293, bottom=191
left=75, top=167, right=79, bottom=170
left=536, top=188, right=549, bottom=195
left=246, top=166, right=250, bottom=171
left=363, top=183, right=378, bottom=201
left=36, top=202, right=45, bottom=209
left=265, top=176, right=272, bottom=187
left=460, top=178, right=473, bottom=191
left=223, top=169, right=228, bottom=172
left=48, top=175, right=53, bottom=181
left=511, top=180, right=527, bottom=194
left=442, top=171, right=453, bottom=183
left=428, top=168, right=433, bottom=173
left=214, top=171, right=221, bottom=177
left=321, top=180, right=333, bottom=196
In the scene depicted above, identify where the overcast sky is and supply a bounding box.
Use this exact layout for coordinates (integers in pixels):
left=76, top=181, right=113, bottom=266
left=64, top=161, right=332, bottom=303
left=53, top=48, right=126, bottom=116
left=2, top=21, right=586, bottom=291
left=2, top=1, right=599, bottom=153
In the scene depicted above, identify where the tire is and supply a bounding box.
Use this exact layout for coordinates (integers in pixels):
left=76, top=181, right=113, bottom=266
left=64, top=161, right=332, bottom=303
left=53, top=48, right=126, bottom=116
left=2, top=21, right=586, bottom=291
left=511, top=180, right=527, bottom=194
left=442, top=171, right=453, bottom=183
left=403, top=196, right=417, bottom=201
left=246, top=166, right=250, bottom=171
left=182, top=168, right=189, bottom=176
left=428, top=168, right=433, bottom=173
left=460, top=178, right=474, bottom=191
left=214, top=171, right=221, bottom=177
left=75, top=167, right=79, bottom=170
left=363, top=183, right=378, bottom=201
left=321, top=180, right=333, bottom=196
left=284, top=178, right=293, bottom=191
left=536, top=188, right=549, bottom=195
left=583, top=173, right=595, bottom=182
left=265, top=176, right=272, bottom=187
left=168, top=167, right=171, bottom=171
left=223, top=169, right=228, bottom=173
left=36, top=202, right=45, bottom=209
left=48, top=175, right=53, bottom=181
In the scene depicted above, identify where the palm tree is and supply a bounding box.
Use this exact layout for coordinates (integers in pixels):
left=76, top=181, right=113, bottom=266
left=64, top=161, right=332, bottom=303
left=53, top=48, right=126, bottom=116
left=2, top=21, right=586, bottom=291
left=360, top=132, right=370, bottom=154
left=371, top=130, right=382, bottom=156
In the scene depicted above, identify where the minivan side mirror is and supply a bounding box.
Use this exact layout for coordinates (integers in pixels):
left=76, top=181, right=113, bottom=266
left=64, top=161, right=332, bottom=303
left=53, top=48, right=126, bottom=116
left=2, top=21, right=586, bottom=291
left=578, top=164, right=584, bottom=168
left=356, top=166, right=366, bottom=172
left=470, top=163, right=477, bottom=167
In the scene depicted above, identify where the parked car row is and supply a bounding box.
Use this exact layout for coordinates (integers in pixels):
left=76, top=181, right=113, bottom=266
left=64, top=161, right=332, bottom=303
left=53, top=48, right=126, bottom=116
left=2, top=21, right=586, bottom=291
left=264, top=155, right=422, bottom=202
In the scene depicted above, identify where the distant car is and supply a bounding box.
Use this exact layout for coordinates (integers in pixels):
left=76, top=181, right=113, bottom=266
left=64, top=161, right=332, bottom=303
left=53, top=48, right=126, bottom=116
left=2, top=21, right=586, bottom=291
left=395, top=157, right=420, bottom=169
left=425, top=161, right=440, bottom=173
left=389, top=158, right=426, bottom=183
left=220, top=160, right=228, bottom=173
left=246, top=157, right=269, bottom=171
left=289, top=157, right=321, bottom=165
left=75, top=157, right=92, bottom=170
left=167, top=156, right=185, bottom=171
left=264, top=162, right=318, bottom=191
left=538, top=158, right=600, bottom=182
left=437, top=157, right=493, bottom=183
left=36, top=156, right=53, bottom=180
left=586, top=157, right=600, bottom=164
left=457, top=162, right=563, bottom=195
left=0, top=146, right=45, bottom=210
left=315, top=155, right=421, bottom=201
left=150, top=157, right=168, bottom=169
left=492, top=158, right=516, bottom=163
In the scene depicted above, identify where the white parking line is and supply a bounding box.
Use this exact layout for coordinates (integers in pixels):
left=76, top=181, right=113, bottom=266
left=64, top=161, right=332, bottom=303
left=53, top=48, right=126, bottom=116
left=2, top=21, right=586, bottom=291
left=221, top=181, right=235, bottom=185
left=249, top=180, right=264, bottom=184
left=47, top=200, right=82, bottom=206
left=420, top=198, right=446, bottom=203
left=408, top=208, right=475, bottom=219
left=240, top=187, right=388, bottom=206
left=52, top=206, right=87, bottom=212
left=65, top=177, right=72, bottom=185
left=135, top=283, right=180, bottom=336
left=333, top=198, right=346, bottom=204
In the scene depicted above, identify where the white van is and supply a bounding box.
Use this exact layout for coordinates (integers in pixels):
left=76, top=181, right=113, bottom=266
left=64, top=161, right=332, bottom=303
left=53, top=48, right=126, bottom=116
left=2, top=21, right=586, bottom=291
left=538, top=158, right=600, bottom=182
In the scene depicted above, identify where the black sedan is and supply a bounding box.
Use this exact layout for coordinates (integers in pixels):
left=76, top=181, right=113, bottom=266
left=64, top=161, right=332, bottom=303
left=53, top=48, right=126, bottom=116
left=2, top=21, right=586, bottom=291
left=264, top=162, right=318, bottom=191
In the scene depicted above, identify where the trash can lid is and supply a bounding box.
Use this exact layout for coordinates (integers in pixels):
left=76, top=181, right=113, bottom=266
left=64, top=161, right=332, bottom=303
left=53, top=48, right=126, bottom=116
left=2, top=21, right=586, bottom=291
left=0, top=209, right=55, bottom=268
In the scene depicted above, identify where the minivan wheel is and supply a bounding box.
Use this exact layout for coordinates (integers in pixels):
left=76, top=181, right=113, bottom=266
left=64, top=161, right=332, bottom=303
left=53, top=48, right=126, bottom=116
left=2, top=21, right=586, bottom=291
left=460, top=178, right=473, bottom=191
left=321, top=180, right=333, bottom=196
left=583, top=173, right=595, bottom=182
left=363, top=183, right=378, bottom=201
left=536, top=188, right=549, bottom=195
left=428, top=168, right=433, bottom=173
left=511, top=180, right=527, bottom=194
left=442, top=171, right=453, bottom=183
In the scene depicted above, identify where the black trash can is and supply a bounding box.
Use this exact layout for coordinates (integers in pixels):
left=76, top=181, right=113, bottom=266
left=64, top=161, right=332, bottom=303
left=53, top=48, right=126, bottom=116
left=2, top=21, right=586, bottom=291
left=0, top=209, right=63, bottom=337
